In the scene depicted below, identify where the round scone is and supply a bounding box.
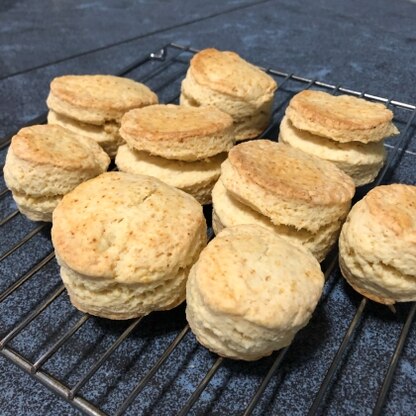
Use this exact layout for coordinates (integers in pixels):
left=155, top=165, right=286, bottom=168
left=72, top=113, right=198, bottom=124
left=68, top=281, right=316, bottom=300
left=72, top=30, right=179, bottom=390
left=186, top=225, right=324, bottom=361
left=3, top=124, right=110, bottom=222
left=51, top=172, right=207, bottom=319
left=285, top=90, right=399, bottom=144
left=116, top=144, right=226, bottom=204
left=339, top=184, right=416, bottom=304
left=47, top=74, right=158, bottom=157
left=221, top=140, right=355, bottom=233
left=119, top=104, right=234, bottom=161
left=180, top=48, right=277, bottom=141
left=279, top=115, right=386, bottom=186
left=212, top=179, right=341, bottom=262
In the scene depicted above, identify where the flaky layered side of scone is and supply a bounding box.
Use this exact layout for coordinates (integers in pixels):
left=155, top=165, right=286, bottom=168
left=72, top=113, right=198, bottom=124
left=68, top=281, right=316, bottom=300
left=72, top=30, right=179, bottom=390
left=339, top=184, right=416, bottom=304
left=180, top=48, right=277, bottom=141
left=51, top=172, right=207, bottom=319
left=48, top=110, right=123, bottom=158
left=4, top=124, right=110, bottom=222
left=285, top=90, right=399, bottom=144
left=221, top=140, right=355, bottom=233
left=119, top=104, right=234, bottom=161
left=279, top=115, right=386, bottom=186
left=116, top=145, right=226, bottom=205
left=212, top=179, right=341, bottom=262
left=47, top=74, right=158, bottom=157
left=186, top=225, right=324, bottom=361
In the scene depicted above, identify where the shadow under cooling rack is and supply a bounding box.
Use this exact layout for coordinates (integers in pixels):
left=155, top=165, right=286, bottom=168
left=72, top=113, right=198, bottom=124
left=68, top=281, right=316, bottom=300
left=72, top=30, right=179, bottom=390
left=1, top=43, right=416, bottom=416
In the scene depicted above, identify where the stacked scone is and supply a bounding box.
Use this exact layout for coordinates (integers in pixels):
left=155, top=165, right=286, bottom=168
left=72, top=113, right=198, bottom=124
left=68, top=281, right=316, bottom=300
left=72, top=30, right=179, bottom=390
left=180, top=48, right=277, bottom=141
left=186, top=225, right=324, bottom=360
left=339, top=184, right=416, bottom=305
left=52, top=172, right=207, bottom=319
left=116, top=104, right=234, bottom=204
left=4, top=125, right=110, bottom=222
left=279, top=90, right=399, bottom=186
left=47, top=74, right=158, bottom=157
left=213, top=140, right=355, bottom=261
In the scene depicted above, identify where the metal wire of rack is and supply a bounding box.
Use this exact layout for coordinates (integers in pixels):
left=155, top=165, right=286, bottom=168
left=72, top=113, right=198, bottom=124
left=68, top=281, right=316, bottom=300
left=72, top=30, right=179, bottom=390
left=0, top=43, right=415, bottom=416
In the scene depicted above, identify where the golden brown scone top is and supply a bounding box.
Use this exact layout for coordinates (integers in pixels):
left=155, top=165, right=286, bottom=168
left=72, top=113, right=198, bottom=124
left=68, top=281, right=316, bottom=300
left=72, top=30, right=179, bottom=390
left=228, top=140, right=355, bottom=206
left=189, top=48, right=277, bottom=101
left=49, top=74, right=158, bottom=117
left=52, top=172, right=206, bottom=282
left=120, top=104, right=233, bottom=141
left=363, top=184, right=416, bottom=239
left=10, top=124, right=109, bottom=170
left=288, top=90, right=397, bottom=131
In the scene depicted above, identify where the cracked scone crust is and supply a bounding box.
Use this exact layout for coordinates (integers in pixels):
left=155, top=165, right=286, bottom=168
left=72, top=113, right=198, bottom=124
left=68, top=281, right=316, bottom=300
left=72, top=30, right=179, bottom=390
left=339, top=184, right=416, bottom=304
left=212, top=179, right=341, bottom=262
left=286, top=90, right=399, bottom=143
left=279, top=115, right=386, bottom=186
left=47, top=74, right=158, bottom=124
left=116, top=145, right=226, bottom=204
left=52, top=172, right=207, bottom=319
left=221, top=140, right=355, bottom=232
left=119, top=104, right=234, bottom=161
left=4, top=124, right=110, bottom=221
left=186, top=225, right=324, bottom=360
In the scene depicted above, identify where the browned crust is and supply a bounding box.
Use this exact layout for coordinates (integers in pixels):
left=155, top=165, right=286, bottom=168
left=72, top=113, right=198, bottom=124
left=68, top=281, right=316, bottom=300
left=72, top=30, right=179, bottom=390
left=228, top=140, right=355, bottom=206
left=49, top=74, right=158, bottom=112
left=10, top=124, right=108, bottom=170
left=288, top=90, right=394, bottom=131
left=362, top=184, right=416, bottom=241
left=120, top=104, right=234, bottom=142
left=188, top=48, right=277, bottom=100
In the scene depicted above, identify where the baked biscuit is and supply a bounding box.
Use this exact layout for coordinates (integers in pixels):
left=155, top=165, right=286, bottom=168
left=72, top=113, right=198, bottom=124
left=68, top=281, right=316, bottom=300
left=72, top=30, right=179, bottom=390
left=339, top=184, right=416, bottom=304
left=116, top=144, right=226, bottom=205
left=186, top=224, right=324, bottom=360
left=279, top=115, right=386, bottom=186
left=180, top=48, right=277, bottom=141
left=4, top=124, right=110, bottom=222
left=52, top=172, right=207, bottom=319
left=47, top=74, right=158, bottom=157
left=285, top=90, right=399, bottom=144
left=212, top=179, right=341, bottom=261
left=119, top=104, right=234, bottom=161
left=221, top=140, right=355, bottom=233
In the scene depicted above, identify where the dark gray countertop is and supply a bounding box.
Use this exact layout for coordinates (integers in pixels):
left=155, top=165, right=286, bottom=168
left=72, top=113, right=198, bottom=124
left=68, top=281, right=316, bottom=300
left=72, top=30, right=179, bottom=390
left=1, top=1, right=416, bottom=415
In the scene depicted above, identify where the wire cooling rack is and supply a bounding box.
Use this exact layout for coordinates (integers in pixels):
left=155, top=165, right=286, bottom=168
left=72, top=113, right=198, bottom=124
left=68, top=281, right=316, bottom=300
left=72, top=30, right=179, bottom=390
left=1, top=43, right=416, bottom=416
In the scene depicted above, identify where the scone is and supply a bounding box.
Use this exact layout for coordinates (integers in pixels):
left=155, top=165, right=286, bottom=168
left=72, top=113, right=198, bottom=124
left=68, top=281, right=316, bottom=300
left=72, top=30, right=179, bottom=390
left=279, top=116, right=387, bottom=186
left=116, top=145, right=226, bottom=205
left=118, top=104, right=233, bottom=204
left=119, top=104, right=234, bottom=161
left=186, top=225, right=324, bottom=361
left=339, top=184, right=416, bottom=304
left=285, top=90, right=399, bottom=143
left=3, top=124, right=110, bottom=222
left=281, top=90, right=399, bottom=186
left=47, top=74, right=158, bottom=157
left=180, top=48, right=277, bottom=141
left=212, top=179, right=341, bottom=262
left=51, top=172, right=207, bottom=319
left=219, top=141, right=355, bottom=260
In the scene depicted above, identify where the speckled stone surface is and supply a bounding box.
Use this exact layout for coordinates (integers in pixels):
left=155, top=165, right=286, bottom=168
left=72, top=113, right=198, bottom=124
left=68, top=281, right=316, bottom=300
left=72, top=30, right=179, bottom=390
left=1, top=1, right=416, bottom=415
